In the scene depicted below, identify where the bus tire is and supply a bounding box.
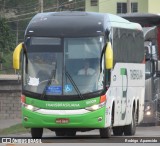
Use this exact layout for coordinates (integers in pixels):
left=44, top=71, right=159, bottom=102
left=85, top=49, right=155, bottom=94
left=66, top=130, right=76, bottom=137
left=99, top=127, right=111, bottom=138
left=124, top=110, right=136, bottom=136
left=31, top=128, right=43, bottom=138
left=55, top=130, right=66, bottom=136
left=112, top=126, right=124, bottom=136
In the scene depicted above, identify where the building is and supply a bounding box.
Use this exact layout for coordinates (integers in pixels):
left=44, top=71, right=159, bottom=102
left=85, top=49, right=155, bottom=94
left=85, top=0, right=160, bottom=14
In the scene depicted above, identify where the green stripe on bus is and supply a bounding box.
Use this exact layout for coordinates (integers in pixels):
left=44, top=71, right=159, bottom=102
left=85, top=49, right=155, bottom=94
left=120, top=68, right=127, bottom=75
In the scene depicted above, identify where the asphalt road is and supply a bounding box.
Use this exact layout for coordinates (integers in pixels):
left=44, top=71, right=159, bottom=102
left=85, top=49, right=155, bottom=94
left=41, top=126, right=160, bottom=143
left=1, top=126, right=159, bottom=144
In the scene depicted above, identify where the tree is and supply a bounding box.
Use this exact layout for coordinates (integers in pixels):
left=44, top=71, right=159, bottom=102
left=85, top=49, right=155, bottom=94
left=0, top=17, right=15, bottom=52
left=0, top=17, right=16, bottom=72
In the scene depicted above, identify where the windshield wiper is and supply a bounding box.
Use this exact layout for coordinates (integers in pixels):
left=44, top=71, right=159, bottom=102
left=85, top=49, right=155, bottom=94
left=41, top=62, right=57, bottom=99
left=65, top=71, right=84, bottom=100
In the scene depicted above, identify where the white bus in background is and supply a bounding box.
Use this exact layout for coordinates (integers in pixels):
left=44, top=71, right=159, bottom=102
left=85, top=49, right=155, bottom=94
left=121, top=13, right=160, bottom=126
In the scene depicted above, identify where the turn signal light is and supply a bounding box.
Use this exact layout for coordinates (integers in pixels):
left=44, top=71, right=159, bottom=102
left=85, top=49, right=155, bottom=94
left=21, top=95, right=26, bottom=103
left=100, top=95, right=106, bottom=103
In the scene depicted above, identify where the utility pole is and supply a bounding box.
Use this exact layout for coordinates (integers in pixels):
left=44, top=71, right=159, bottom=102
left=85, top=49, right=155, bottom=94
left=39, top=0, right=43, bottom=13
left=16, top=21, right=19, bottom=45
left=127, top=0, right=131, bottom=13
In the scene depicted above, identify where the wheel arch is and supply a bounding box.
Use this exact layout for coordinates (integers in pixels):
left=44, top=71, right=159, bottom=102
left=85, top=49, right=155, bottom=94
left=105, top=97, right=115, bottom=127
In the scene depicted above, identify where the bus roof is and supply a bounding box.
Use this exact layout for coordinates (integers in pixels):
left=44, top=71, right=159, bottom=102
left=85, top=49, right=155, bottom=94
left=25, top=11, right=142, bottom=37
left=119, top=13, right=160, bottom=26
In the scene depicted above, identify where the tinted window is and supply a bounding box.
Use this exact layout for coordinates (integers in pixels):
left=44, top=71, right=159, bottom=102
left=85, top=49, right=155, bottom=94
left=112, top=27, right=144, bottom=64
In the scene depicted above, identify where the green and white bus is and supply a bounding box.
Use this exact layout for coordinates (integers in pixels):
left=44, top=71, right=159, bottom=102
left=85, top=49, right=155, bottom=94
left=13, top=12, right=145, bottom=138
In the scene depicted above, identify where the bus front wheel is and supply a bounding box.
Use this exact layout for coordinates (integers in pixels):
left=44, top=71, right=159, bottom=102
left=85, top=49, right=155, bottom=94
left=55, top=130, right=65, bottom=136
left=99, top=127, right=111, bottom=138
left=31, top=128, right=43, bottom=138
left=66, top=130, right=76, bottom=136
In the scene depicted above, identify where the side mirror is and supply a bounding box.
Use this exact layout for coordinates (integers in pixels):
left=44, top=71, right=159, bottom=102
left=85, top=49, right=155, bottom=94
left=13, top=43, right=23, bottom=70
left=105, top=42, right=113, bottom=69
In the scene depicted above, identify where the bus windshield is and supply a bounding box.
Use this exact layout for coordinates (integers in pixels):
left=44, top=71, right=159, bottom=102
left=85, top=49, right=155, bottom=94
left=23, top=36, right=104, bottom=97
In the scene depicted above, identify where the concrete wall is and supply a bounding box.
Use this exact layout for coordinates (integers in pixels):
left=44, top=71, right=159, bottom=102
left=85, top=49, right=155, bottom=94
left=0, top=78, right=21, bottom=119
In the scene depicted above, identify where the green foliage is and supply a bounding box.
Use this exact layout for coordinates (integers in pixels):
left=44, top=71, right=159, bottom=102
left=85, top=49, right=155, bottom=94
left=0, top=18, right=16, bottom=73
left=0, top=0, right=85, bottom=74
left=0, top=18, right=15, bottom=52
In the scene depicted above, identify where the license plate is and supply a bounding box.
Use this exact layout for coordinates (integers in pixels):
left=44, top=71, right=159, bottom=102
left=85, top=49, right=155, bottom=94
left=55, top=118, right=69, bottom=124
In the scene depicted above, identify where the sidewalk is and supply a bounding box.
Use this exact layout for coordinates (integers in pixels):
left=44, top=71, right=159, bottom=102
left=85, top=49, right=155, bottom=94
left=0, top=119, right=21, bottom=129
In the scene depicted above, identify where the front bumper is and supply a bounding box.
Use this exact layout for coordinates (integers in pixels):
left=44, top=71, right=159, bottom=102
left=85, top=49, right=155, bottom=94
left=22, top=106, right=106, bottom=128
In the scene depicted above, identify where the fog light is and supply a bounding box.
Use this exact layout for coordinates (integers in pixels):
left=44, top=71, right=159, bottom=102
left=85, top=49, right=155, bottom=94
left=24, top=117, right=28, bottom=121
left=98, top=117, right=103, bottom=122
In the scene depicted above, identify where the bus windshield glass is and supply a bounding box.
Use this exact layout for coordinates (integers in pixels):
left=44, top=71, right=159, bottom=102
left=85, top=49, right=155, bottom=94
left=23, top=36, right=104, bottom=96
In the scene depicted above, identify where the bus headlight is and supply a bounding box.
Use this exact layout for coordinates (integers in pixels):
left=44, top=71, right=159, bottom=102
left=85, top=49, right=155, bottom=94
left=146, top=111, right=151, bottom=116
left=26, top=105, right=34, bottom=111
left=23, top=103, right=39, bottom=111
left=85, top=102, right=105, bottom=111
left=145, top=105, right=152, bottom=116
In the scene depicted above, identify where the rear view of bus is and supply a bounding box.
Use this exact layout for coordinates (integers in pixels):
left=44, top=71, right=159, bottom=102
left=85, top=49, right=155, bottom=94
left=13, top=12, right=145, bottom=138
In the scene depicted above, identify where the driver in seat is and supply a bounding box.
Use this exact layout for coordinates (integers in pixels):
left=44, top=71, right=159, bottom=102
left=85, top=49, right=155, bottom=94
left=78, top=61, right=95, bottom=75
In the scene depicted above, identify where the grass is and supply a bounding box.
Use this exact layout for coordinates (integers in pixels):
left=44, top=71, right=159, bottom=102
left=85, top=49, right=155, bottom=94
left=0, top=124, right=30, bottom=135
